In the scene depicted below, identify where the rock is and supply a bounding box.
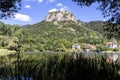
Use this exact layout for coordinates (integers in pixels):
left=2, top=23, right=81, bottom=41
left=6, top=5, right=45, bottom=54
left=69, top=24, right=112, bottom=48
left=44, top=10, right=77, bottom=23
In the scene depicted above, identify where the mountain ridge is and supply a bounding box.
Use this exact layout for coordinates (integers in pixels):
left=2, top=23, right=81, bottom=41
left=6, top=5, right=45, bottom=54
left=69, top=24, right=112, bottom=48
left=44, top=10, right=77, bottom=23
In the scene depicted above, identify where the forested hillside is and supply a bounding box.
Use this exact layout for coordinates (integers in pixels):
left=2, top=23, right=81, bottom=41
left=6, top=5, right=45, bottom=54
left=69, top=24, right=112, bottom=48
left=0, top=21, right=104, bottom=52
left=0, top=22, right=22, bottom=50
left=23, top=20, right=108, bottom=52
left=85, top=21, right=105, bottom=35
left=0, top=10, right=117, bottom=52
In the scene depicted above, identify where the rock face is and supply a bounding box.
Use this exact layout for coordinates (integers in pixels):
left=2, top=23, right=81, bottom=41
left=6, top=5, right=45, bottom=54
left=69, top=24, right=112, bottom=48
left=44, top=10, right=77, bottom=23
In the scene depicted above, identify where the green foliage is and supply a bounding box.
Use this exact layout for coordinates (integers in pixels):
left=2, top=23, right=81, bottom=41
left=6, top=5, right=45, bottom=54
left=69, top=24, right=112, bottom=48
left=85, top=21, right=105, bottom=34
left=0, top=21, right=112, bottom=52
left=113, top=48, right=120, bottom=51
left=0, top=22, right=20, bottom=37
left=0, top=53, right=120, bottom=80
left=78, top=37, right=105, bottom=45
left=37, top=44, right=45, bottom=51
left=23, top=21, right=106, bottom=52
left=96, top=44, right=112, bottom=51
left=73, top=0, right=120, bottom=40
left=103, top=23, right=120, bottom=40
left=73, top=0, right=120, bottom=23
left=6, top=37, right=19, bottom=50
left=0, top=0, right=22, bottom=19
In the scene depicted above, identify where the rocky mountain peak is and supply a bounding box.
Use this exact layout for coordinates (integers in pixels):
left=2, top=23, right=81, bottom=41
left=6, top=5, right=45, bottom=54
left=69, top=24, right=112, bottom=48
left=44, top=10, right=77, bottom=23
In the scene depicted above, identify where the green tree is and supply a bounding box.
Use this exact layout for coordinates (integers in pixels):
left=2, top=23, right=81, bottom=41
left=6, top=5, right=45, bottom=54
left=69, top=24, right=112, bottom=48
left=103, top=23, right=120, bottom=40
left=37, top=44, right=45, bottom=51
left=73, top=0, right=120, bottom=23
left=7, top=37, right=19, bottom=50
left=0, top=0, right=22, bottom=19
left=73, top=0, right=120, bottom=40
left=96, top=44, right=112, bottom=51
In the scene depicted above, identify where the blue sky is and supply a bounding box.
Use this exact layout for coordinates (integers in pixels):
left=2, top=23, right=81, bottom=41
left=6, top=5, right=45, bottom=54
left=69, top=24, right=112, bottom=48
left=0, top=0, right=107, bottom=25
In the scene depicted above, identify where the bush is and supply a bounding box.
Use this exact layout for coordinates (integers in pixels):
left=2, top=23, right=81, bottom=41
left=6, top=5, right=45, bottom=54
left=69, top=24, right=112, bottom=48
left=113, top=48, right=120, bottom=51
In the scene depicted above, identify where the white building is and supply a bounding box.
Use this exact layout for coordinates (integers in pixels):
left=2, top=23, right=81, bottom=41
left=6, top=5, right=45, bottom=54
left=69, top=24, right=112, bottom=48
left=72, top=44, right=80, bottom=49
left=106, top=42, right=117, bottom=48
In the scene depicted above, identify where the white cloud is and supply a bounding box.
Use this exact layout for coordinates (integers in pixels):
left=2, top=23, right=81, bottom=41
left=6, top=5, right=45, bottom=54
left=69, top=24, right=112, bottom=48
left=57, top=3, right=63, bottom=7
left=38, top=0, right=43, bottom=3
left=48, top=5, right=68, bottom=13
left=60, top=6, right=68, bottom=11
left=56, top=3, right=68, bottom=11
left=13, top=13, right=31, bottom=22
left=49, top=8, right=57, bottom=12
left=48, top=0, right=56, bottom=2
left=26, top=0, right=36, bottom=1
left=26, top=0, right=42, bottom=3
left=60, top=8, right=65, bottom=11
left=26, top=0, right=56, bottom=3
left=25, top=5, right=31, bottom=9
left=26, top=0, right=30, bottom=1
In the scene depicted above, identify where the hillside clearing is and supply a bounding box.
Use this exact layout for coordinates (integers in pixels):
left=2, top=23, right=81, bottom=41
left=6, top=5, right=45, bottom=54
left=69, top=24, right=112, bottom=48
left=0, top=49, right=16, bottom=56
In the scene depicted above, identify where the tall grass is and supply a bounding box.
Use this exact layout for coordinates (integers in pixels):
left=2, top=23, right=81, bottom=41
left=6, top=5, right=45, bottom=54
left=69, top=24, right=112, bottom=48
left=0, top=53, right=120, bottom=80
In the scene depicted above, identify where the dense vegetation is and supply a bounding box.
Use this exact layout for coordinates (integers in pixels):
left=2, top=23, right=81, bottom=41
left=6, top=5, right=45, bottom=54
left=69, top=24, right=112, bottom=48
left=73, top=0, right=120, bottom=24
left=73, top=0, right=120, bottom=40
left=0, top=18, right=120, bottom=80
left=0, top=20, right=119, bottom=52
left=85, top=21, right=105, bottom=34
left=0, top=53, right=120, bottom=80
left=23, top=21, right=109, bottom=52
left=0, top=22, right=21, bottom=50
left=0, top=0, right=120, bottom=79
left=0, top=0, right=21, bottom=19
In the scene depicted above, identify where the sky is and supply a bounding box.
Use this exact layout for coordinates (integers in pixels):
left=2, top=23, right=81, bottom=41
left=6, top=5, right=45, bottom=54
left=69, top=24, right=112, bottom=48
left=0, top=0, right=107, bottom=25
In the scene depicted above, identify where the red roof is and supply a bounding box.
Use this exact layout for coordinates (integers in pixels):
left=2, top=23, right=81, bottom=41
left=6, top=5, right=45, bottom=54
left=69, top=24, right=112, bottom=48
left=83, top=44, right=96, bottom=49
left=106, top=42, right=117, bottom=45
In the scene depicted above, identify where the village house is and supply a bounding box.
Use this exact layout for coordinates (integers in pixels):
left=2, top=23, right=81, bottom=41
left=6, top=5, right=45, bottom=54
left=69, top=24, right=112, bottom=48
left=106, top=42, right=117, bottom=49
left=82, top=44, right=96, bottom=52
left=72, top=43, right=80, bottom=49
